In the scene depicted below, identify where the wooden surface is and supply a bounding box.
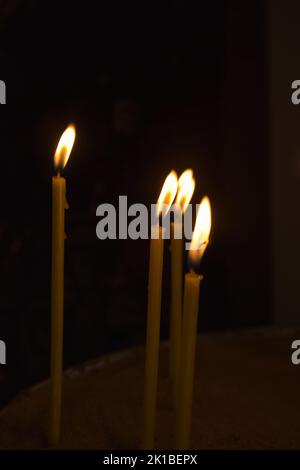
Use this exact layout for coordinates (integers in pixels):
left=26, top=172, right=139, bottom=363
left=0, top=327, right=300, bottom=449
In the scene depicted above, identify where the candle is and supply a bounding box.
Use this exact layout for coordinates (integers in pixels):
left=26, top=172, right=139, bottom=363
left=49, top=125, right=76, bottom=447
left=176, top=196, right=211, bottom=449
left=142, top=171, right=177, bottom=449
left=170, top=169, right=195, bottom=405
left=142, top=225, right=164, bottom=450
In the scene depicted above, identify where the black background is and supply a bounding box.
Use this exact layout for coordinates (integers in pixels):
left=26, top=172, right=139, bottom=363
left=0, top=1, right=269, bottom=404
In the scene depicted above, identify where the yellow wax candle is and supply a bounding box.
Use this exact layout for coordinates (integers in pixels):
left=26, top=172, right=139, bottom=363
left=176, top=271, right=202, bottom=449
left=170, top=221, right=183, bottom=399
left=49, top=125, right=75, bottom=447
left=176, top=195, right=211, bottom=449
left=142, top=170, right=178, bottom=449
left=169, top=170, right=195, bottom=404
left=142, top=226, right=164, bottom=449
left=49, top=174, right=67, bottom=447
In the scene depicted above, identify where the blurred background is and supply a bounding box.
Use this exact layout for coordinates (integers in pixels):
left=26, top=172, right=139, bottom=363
left=0, top=0, right=296, bottom=404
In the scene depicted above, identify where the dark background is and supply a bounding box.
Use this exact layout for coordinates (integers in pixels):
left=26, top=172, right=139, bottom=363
left=0, top=1, right=270, bottom=404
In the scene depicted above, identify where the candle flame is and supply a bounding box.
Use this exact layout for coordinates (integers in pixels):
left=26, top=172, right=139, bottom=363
left=54, top=125, right=76, bottom=172
left=175, top=169, right=195, bottom=212
left=156, top=170, right=178, bottom=216
left=189, top=196, right=211, bottom=265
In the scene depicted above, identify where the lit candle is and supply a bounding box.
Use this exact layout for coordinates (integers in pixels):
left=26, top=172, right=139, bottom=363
left=176, top=196, right=211, bottom=449
left=170, top=169, right=195, bottom=405
left=49, top=125, right=76, bottom=447
left=142, top=171, right=177, bottom=449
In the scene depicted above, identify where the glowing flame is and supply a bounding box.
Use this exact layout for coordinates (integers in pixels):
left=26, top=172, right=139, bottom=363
left=175, top=169, right=195, bottom=212
left=189, top=196, right=212, bottom=265
left=54, top=125, right=76, bottom=172
left=156, top=170, right=178, bottom=216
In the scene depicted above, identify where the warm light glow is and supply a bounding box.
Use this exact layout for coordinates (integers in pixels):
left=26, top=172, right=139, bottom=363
left=54, top=125, right=76, bottom=172
left=156, top=170, right=178, bottom=216
left=175, top=169, right=195, bottom=212
left=189, top=196, right=212, bottom=265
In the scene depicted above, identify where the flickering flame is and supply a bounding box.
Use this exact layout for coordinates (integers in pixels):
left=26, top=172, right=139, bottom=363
left=54, top=125, right=76, bottom=172
left=175, top=169, right=195, bottom=212
left=156, top=170, right=178, bottom=216
left=189, top=196, right=212, bottom=265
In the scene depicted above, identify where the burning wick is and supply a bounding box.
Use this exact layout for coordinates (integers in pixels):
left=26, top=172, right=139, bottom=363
left=54, top=124, right=76, bottom=175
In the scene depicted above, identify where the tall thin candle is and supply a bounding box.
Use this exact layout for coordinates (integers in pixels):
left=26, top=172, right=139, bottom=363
left=176, top=196, right=211, bottom=449
left=170, top=169, right=195, bottom=405
left=49, top=125, right=76, bottom=447
left=142, top=171, right=177, bottom=449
